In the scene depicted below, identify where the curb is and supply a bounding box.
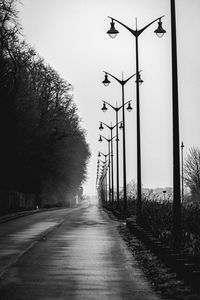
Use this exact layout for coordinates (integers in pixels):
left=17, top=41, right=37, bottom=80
left=0, top=207, right=63, bottom=224
left=126, top=217, right=200, bottom=291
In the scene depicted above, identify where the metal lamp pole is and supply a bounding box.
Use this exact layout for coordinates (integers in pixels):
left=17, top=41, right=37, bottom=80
left=98, top=151, right=110, bottom=204
left=170, top=0, right=181, bottom=251
left=181, top=142, right=184, bottom=204
left=99, top=121, right=122, bottom=206
left=102, top=71, right=137, bottom=215
left=98, top=158, right=108, bottom=204
left=98, top=162, right=108, bottom=205
left=101, top=100, right=132, bottom=208
left=99, top=134, right=116, bottom=206
left=106, top=16, right=166, bottom=221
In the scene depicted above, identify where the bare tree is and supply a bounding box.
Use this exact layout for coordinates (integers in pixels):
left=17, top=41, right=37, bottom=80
left=184, top=147, right=200, bottom=203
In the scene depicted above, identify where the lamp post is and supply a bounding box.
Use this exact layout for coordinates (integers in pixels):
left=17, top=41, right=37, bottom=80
left=101, top=100, right=132, bottom=208
left=102, top=71, right=136, bottom=215
left=106, top=16, right=166, bottom=221
left=99, top=134, right=116, bottom=206
left=98, top=155, right=109, bottom=204
left=98, top=151, right=110, bottom=160
left=99, top=121, right=122, bottom=206
left=98, top=160, right=108, bottom=205
left=98, top=152, right=110, bottom=205
left=181, top=142, right=184, bottom=204
left=170, top=0, right=182, bottom=251
left=97, top=158, right=108, bottom=203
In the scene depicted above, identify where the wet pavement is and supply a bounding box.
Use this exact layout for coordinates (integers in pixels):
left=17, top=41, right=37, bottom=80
left=0, top=201, right=161, bottom=299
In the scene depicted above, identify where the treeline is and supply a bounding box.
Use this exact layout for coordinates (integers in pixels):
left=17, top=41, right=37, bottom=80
left=0, top=0, right=90, bottom=208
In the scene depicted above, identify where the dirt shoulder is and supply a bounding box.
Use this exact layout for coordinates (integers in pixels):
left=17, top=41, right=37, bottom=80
left=119, top=223, right=200, bottom=300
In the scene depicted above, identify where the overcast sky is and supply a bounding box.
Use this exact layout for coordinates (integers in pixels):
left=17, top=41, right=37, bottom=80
left=18, top=0, right=200, bottom=195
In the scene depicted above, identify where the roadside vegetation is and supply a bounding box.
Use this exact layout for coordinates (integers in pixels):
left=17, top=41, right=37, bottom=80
left=122, top=147, right=200, bottom=257
left=101, top=146, right=200, bottom=257
left=0, top=0, right=90, bottom=212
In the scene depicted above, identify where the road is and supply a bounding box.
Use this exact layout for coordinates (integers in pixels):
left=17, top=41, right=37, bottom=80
left=0, top=201, right=161, bottom=299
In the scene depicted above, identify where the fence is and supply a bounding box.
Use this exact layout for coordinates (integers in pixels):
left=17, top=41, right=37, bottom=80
left=0, top=189, right=37, bottom=216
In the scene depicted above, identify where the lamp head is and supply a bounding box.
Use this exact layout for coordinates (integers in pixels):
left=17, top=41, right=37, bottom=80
left=99, top=135, right=103, bottom=142
left=102, top=73, right=111, bottom=86
left=101, top=102, right=108, bottom=112
left=107, top=20, right=119, bottom=39
left=135, top=73, right=143, bottom=85
left=119, top=122, right=123, bottom=130
left=126, top=101, right=133, bottom=112
left=99, top=122, right=104, bottom=131
left=154, top=19, right=166, bottom=38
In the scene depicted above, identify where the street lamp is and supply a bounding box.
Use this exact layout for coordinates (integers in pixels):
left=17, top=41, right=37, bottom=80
left=101, top=99, right=132, bottom=209
left=181, top=142, right=184, bottom=204
left=99, top=134, right=116, bottom=206
left=126, top=101, right=133, bottom=112
left=106, top=15, right=166, bottom=222
left=102, top=71, right=137, bottom=215
left=97, top=161, right=108, bottom=205
left=107, top=19, right=119, bottom=38
left=98, top=151, right=110, bottom=205
left=154, top=18, right=166, bottom=38
left=99, top=121, right=122, bottom=206
left=102, top=102, right=108, bottom=112
left=98, top=160, right=108, bottom=205
left=170, top=0, right=182, bottom=251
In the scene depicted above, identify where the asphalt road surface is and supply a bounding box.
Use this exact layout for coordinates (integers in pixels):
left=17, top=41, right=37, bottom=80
left=0, top=201, right=161, bottom=299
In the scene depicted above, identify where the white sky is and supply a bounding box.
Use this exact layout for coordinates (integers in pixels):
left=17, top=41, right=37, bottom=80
left=18, top=0, right=200, bottom=195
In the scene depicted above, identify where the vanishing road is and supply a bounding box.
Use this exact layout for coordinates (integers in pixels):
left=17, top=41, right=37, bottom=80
left=0, top=200, right=161, bottom=299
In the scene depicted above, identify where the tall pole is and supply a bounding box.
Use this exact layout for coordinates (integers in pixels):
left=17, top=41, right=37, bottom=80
left=110, top=129, right=114, bottom=205
left=103, top=171, right=107, bottom=205
left=102, top=72, right=136, bottom=215
left=101, top=99, right=132, bottom=209
left=116, top=108, right=120, bottom=207
left=181, top=141, right=184, bottom=204
left=104, top=157, right=108, bottom=205
left=105, top=169, right=108, bottom=204
left=99, top=122, right=119, bottom=207
left=106, top=15, right=165, bottom=220
left=135, top=33, right=142, bottom=221
left=122, top=84, right=127, bottom=215
left=108, top=141, right=111, bottom=205
left=171, top=0, right=181, bottom=251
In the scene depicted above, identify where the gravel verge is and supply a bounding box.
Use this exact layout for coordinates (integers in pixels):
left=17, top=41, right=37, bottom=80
left=119, top=223, right=200, bottom=300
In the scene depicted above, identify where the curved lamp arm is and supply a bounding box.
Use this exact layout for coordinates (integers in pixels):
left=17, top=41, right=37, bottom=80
left=118, top=100, right=133, bottom=111
left=100, top=134, right=117, bottom=142
left=110, top=135, right=117, bottom=141
left=108, top=16, right=135, bottom=36
left=103, top=70, right=139, bottom=85
left=100, top=134, right=110, bottom=142
left=98, top=151, right=110, bottom=158
left=102, top=99, right=132, bottom=112
left=138, top=16, right=165, bottom=36
left=102, top=100, right=117, bottom=111
left=100, top=121, right=113, bottom=131
left=100, top=121, right=122, bottom=131
left=108, top=15, right=165, bottom=37
left=103, top=70, right=122, bottom=85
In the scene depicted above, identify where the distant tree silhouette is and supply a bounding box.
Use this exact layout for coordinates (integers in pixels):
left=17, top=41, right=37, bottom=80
left=0, top=0, right=90, bottom=207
